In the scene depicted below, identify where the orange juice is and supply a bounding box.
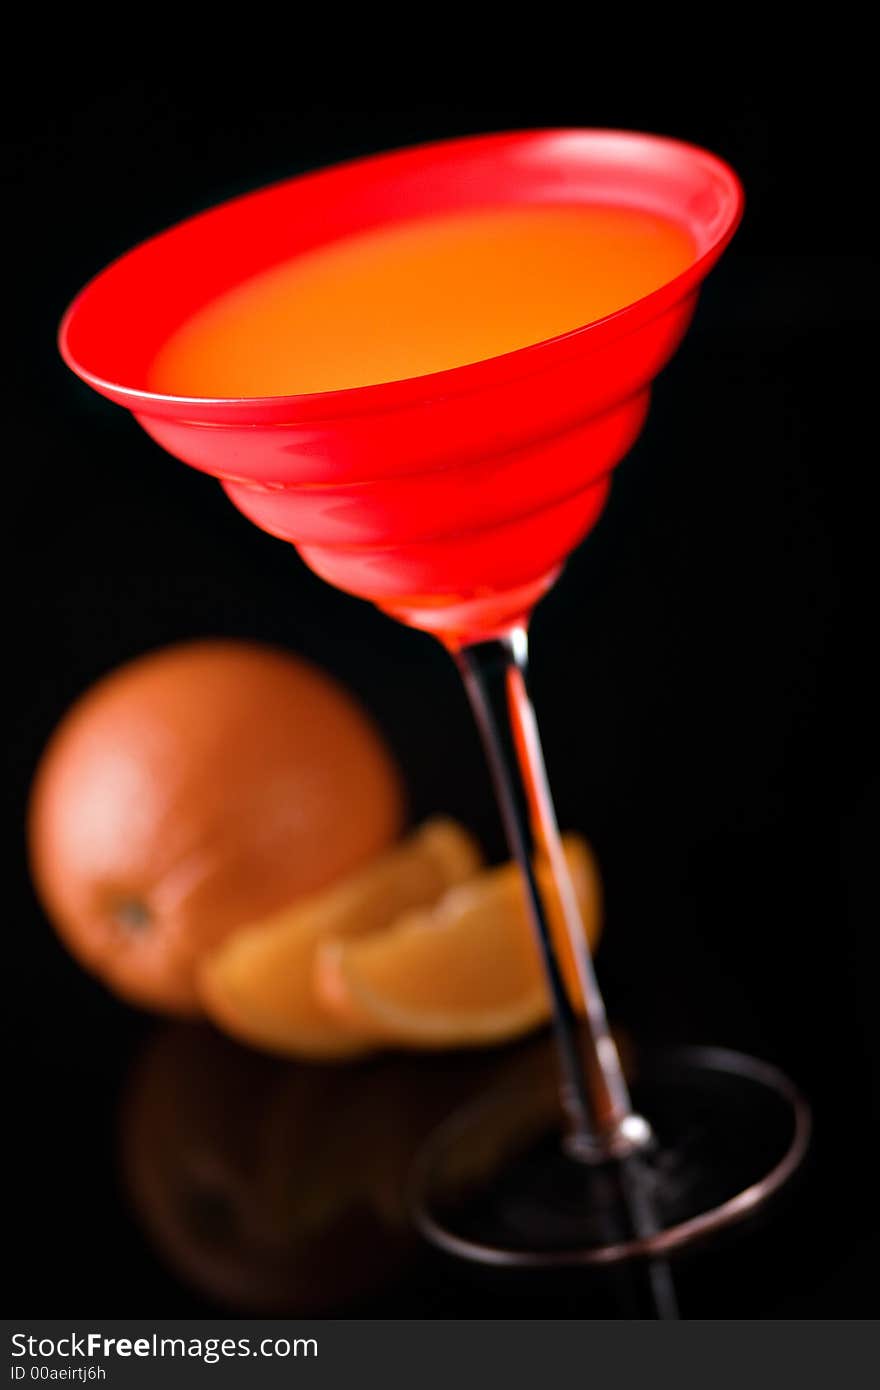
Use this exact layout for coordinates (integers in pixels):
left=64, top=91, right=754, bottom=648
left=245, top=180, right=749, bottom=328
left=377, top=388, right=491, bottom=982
left=149, top=204, right=695, bottom=398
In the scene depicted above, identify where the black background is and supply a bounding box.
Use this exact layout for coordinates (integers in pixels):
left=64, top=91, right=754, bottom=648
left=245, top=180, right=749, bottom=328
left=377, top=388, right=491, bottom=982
left=7, top=42, right=878, bottom=1319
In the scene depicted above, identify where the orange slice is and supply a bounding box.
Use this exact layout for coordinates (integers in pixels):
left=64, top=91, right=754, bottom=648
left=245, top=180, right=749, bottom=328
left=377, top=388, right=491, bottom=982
left=197, top=818, right=481, bottom=1059
left=316, top=836, right=601, bottom=1049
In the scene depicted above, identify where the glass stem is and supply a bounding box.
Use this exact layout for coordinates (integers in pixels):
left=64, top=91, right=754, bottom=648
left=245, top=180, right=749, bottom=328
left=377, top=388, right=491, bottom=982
left=455, top=626, right=651, bottom=1160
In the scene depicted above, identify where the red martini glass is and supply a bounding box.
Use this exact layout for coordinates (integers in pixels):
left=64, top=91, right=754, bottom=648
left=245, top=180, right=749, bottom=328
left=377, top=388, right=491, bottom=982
left=60, top=130, right=810, bottom=1275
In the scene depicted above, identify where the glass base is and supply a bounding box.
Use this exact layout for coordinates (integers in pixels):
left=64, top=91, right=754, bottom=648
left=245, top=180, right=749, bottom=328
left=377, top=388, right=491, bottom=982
left=410, top=1044, right=810, bottom=1267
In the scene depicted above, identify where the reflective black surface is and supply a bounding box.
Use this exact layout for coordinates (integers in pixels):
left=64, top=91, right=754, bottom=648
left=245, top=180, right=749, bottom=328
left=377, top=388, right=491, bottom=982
left=8, top=56, right=878, bottom=1315
left=413, top=1045, right=808, bottom=1267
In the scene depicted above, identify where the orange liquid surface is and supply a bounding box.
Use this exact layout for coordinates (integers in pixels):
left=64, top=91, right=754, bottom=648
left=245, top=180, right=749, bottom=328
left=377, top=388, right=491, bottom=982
left=149, top=204, right=696, bottom=398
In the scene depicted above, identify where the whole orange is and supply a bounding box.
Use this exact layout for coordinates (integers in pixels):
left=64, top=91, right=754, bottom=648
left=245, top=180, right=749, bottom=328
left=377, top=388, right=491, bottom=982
left=28, top=641, right=404, bottom=1014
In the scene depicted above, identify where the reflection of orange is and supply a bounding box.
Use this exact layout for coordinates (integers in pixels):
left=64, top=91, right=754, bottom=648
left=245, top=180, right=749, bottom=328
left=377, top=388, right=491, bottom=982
left=28, top=641, right=404, bottom=1014
left=119, top=1023, right=503, bottom=1313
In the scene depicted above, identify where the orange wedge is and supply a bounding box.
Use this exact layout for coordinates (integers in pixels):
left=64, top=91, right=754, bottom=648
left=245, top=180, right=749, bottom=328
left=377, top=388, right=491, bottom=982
left=197, top=818, right=481, bottom=1059
left=316, top=836, right=601, bottom=1049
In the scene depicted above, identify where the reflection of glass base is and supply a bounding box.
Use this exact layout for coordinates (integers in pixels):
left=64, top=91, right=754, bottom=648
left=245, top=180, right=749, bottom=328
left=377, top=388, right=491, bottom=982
left=410, top=1046, right=810, bottom=1267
